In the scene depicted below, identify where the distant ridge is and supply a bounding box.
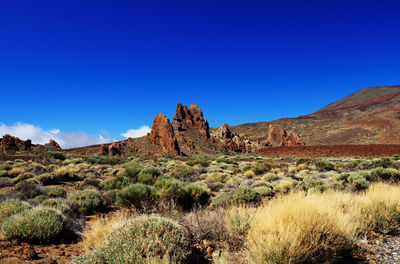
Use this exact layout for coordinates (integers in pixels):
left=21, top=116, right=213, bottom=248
left=231, top=85, right=400, bottom=145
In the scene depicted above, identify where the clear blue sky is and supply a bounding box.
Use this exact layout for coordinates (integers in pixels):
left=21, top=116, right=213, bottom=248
left=1, top=0, right=400, bottom=146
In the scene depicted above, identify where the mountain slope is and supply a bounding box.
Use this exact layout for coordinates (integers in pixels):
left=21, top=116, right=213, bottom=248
left=231, top=85, right=400, bottom=145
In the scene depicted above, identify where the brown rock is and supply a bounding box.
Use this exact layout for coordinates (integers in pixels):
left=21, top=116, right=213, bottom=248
left=108, top=143, right=122, bottom=156
left=150, top=113, right=180, bottom=155
left=172, top=103, right=210, bottom=138
left=267, top=124, right=305, bottom=146
left=214, top=123, right=232, bottom=139
left=188, top=104, right=210, bottom=138
left=45, top=139, right=62, bottom=151
left=0, top=134, right=32, bottom=152
left=98, top=144, right=108, bottom=155
left=0, top=134, right=19, bottom=151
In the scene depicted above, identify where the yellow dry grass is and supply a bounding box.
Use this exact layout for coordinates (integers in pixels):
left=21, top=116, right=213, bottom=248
left=244, top=183, right=400, bottom=263
left=79, top=211, right=131, bottom=253
left=247, top=191, right=357, bottom=264
left=8, top=167, right=25, bottom=177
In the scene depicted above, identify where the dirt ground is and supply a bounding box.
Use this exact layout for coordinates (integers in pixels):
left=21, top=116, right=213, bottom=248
left=256, top=144, right=400, bottom=157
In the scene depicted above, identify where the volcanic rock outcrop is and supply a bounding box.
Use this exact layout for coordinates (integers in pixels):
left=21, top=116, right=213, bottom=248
left=0, top=134, right=32, bottom=152
left=212, top=123, right=260, bottom=153
left=267, top=124, right=305, bottom=146
left=172, top=103, right=210, bottom=138
left=44, top=139, right=62, bottom=151
left=98, top=143, right=123, bottom=156
left=150, top=113, right=180, bottom=155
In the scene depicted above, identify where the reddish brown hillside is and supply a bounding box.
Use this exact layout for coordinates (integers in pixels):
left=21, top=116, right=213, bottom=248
left=231, top=85, right=400, bottom=145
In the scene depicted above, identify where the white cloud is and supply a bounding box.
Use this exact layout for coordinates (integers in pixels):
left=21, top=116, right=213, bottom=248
left=0, top=122, right=112, bottom=149
left=121, top=126, right=151, bottom=138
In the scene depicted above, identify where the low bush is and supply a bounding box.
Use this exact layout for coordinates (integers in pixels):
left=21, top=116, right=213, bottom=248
left=168, top=164, right=195, bottom=180
left=368, top=167, right=400, bottom=182
left=88, top=155, right=121, bottom=165
left=13, top=172, right=35, bottom=183
left=137, top=167, right=161, bottom=185
left=233, top=186, right=257, bottom=203
left=41, top=151, right=67, bottom=161
left=306, top=179, right=328, bottom=193
left=33, top=195, right=47, bottom=203
left=36, top=172, right=61, bottom=185
left=0, top=199, right=31, bottom=226
left=224, top=206, right=255, bottom=239
left=42, top=199, right=69, bottom=213
left=216, top=157, right=237, bottom=165
left=102, top=162, right=143, bottom=190
left=73, top=216, right=189, bottom=264
left=116, top=183, right=158, bottom=209
left=46, top=187, right=67, bottom=198
left=68, top=190, right=106, bottom=216
left=1, top=208, right=64, bottom=242
left=252, top=161, right=271, bottom=175
left=210, top=191, right=234, bottom=208
left=186, top=159, right=209, bottom=167
left=182, top=183, right=210, bottom=209
left=155, top=176, right=186, bottom=204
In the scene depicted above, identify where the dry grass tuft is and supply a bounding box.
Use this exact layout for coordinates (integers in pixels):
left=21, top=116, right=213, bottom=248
left=246, top=192, right=357, bottom=264
left=79, top=211, right=131, bottom=253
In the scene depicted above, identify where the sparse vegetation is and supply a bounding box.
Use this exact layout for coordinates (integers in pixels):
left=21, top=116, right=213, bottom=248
left=0, top=155, right=399, bottom=263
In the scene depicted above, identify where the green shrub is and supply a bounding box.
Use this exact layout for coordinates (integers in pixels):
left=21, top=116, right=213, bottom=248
left=1, top=208, right=64, bottom=242
left=42, top=199, right=69, bottom=213
left=169, top=164, right=195, bottom=179
left=186, top=159, right=209, bottom=167
left=182, top=184, right=210, bottom=209
left=42, top=151, right=67, bottom=161
left=369, top=167, right=400, bottom=182
left=13, top=172, right=35, bottom=183
left=348, top=174, right=370, bottom=190
left=210, top=191, right=234, bottom=207
left=252, top=161, right=271, bottom=175
left=88, top=155, right=121, bottom=165
left=306, top=179, right=328, bottom=193
left=138, top=167, right=161, bottom=185
left=155, top=176, right=186, bottom=203
left=116, top=184, right=157, bottom=209
left=73, top=216, right=189, bottom=264
left=296, top=158, right=312, bottom=166
left=33, top=195, right=47, bottom=203
left=233, top=186, right=257, bottom=203
left=101, top=162, right=143, bottom=190
left=46, top=187, right=67, bottom=198
left=0, top=199, right=31, bottom=226
left=254, top=186, right=274, bottom=197
left=0, top=164, right=12, bottom=171
left=68, top=190, right=106, bottom=215
left=216, top=157, right=237, bottom=165
left=35, top=172, right=61, bottom=185
left=315, top=160, right=335, bottom=171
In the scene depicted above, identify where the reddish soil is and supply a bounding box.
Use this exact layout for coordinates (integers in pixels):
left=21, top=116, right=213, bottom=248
left=255, top=144, right=400, bottom=157
left=0, top=240, right=82, bottom=264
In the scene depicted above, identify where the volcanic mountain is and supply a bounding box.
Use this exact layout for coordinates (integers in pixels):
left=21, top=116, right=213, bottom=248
left=231, top=85, right=400, bottom=145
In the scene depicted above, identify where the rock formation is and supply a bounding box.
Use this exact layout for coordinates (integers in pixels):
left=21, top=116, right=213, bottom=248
left=108, top=142, right=122, bottom=156
left=172, top=103, right=210, bottom=138
left=44, top=139, right=62, bottom=151
left=0, top=134, right=32, bottom=152
left=267, top=124, right=305, bottom=146
left=212, top=123, right=258, bottom=153
left=150, top=113, right=180, bottom=155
